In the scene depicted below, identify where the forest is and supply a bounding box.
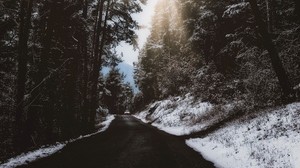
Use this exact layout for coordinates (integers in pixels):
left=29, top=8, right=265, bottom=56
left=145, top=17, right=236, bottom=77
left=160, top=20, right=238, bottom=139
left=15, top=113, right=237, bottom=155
left=1, top=0, right=300, bottom=166
left=132, top=1, right=300, bottom=165
left=134, top=0, right=300, bottom=110
left=0, top=0, right=141, bottom=161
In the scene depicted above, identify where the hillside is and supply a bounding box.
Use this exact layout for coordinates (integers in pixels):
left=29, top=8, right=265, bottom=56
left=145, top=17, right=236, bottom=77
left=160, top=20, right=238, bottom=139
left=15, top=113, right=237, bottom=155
left=135, top=94, right=300, bottom=168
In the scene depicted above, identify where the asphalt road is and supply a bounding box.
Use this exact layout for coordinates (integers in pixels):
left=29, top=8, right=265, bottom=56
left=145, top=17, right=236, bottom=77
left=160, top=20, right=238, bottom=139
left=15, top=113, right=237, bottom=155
left=19, top=116, right=215, bottom=168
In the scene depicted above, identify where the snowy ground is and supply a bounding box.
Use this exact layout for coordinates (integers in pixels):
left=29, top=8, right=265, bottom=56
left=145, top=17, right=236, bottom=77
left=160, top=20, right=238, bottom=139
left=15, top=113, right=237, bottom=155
left=135, top=94, right=300, bottom=168
left=186, top=103, right=300, bottom=168
left=134, top=94, right=237, bottom=136
left=70, top=115, right=115, bottom=142
left=0, top=115, right=115, bottom=168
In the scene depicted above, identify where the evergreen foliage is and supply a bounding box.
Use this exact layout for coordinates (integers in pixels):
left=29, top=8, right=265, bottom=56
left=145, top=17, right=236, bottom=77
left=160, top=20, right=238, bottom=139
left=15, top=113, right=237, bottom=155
left=102, top=66, right=133, bottom=114
left=0, top=0, right=144, bottom=161
left=134, top=0, right=300, bottom=110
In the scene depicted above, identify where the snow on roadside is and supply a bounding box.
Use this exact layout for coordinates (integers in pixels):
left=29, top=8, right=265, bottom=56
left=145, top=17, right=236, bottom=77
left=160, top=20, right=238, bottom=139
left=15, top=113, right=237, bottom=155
left=98, top=115, right=115, bottom=132
left=134, top=109, right=149, bottom=124
left=71, top=115, right=115, bottom=141
left=135, top=93, right=300, bottom=168
left=0, top=115, right=115, bottom=168
left=135, top=94, right=215, bottom=136
left=186, top=103, right=300, bottom=168
left=135, top=94, right=239, bottom=136
left=0, top=143, right=65, bottom=168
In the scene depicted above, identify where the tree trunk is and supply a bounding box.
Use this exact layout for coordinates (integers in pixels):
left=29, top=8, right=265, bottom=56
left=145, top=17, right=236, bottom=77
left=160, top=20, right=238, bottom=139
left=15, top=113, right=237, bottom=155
left=89, top=0, right=105, bottom=130
left=265, top=0, right=272, bottom=32
left=93, top=0, right=111, bottom=110
left=248, top=0, right=293, bottom=99
left=60, top=0, right=83, bottom=139
left=295, top=0, right=300, bottom=19
left=31, top=0, right=57, bottom=143
left=62, top=50, right=78, bottom=139
left=81, top=0, right=90, bottom=134
left=15, top=0, right=33, bottom=151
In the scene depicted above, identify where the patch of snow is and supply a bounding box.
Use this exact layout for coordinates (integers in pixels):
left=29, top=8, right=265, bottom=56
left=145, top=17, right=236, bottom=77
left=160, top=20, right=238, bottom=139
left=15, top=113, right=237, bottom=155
left=0, top=143, right=65, bottom=168
left=292, top=145, right=300, bottom=168
left=97, top=115, right=115, bottom=133
left=0, top=115, right=115, bottom=168
left=293, top=83, right=300, bottom=90
left=136, top=93, right=300, bottom=168
left=186, top=103, right=300, bottom=168
left=135, top=94, right=243, bottom=136
left=223, top=2, right=249, bottom=18
left=200, top=10, right=215, bottom=20
left=70, top=115, right=115, bottom=142
left=135, top=94, right=216, bottom=136
left=134, top=111, right=149, bottom=124
left=151, top=124, right=206, bottom=136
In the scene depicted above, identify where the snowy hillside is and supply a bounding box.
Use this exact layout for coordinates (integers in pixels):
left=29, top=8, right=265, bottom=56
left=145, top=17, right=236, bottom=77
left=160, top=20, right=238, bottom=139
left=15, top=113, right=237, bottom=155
left=135, top=94, right=240, bottom=136
left=135, top=95, right=300, bottom=168
left=186, top=103, right=300, bottom=168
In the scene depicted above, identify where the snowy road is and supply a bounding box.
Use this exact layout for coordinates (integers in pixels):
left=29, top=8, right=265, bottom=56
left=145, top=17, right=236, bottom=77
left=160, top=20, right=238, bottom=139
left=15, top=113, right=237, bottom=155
left=18, top=115, right=215, bottom=168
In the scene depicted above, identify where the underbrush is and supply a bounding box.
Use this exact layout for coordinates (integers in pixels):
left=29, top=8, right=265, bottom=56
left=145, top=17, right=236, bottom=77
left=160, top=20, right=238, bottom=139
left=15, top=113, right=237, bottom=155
left=135, top=94, right=245, bottom=136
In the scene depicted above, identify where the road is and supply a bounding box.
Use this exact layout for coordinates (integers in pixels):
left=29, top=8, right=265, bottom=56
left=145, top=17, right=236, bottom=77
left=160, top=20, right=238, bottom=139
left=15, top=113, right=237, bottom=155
left=19, top=115, right=215, bottom=168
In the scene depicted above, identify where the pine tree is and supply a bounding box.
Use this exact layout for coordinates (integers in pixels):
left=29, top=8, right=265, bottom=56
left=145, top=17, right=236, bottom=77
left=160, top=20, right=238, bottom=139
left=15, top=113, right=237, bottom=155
left=248, top=0, right=293, bottom=99
left=104, top=67, right=126, bottom=114
left=15, top=0, right=33, bottom=151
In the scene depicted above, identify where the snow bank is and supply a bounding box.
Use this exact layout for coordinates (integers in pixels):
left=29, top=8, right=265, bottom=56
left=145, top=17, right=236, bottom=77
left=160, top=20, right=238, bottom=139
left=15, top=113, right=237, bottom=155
left=72, top=115, right=115, bottom=141
left=0, top=115, right=115, bottom=168
left=136, top=94, right=300, bottom=168
left=186, top=103, right=300, bottom=168
left=98, top=115, right=115, bottom=132
left=135, top=94, right=241, bottom=136
left=0, top=143, right=65, bottom=168
left=135, top=94, right=217, bottom=136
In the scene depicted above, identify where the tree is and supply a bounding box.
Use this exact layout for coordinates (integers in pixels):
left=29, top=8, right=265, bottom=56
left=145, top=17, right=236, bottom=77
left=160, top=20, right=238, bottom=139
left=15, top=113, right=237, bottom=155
left=135, top=0, right=299, bottom=108
left=79, top=0, right=90, bottom=134
left=0, top=0, right=145, bottom=159
left=122, top=83, right=134, bottom=111
left=248, top=0, right=293, bottom=99
left=90, top=0, right=108, bottom=129
left=295, top=0, right=300, bottom=19
left=15, top=0, right=33, bottom=151
left=0, top=1, right=19, bottom=158
left=90, top=0, right=143, bottom=124
left=103, top=67, right=126, bottom=114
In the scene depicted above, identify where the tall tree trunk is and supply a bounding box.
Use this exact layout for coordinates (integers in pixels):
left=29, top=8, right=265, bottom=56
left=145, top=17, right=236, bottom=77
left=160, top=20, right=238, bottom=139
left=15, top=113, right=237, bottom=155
left=81, top=0, right=90, bottom=134
left=248, top=0, right=293, bottom=99
left=32, top=0, right=56, bottom=143
left=89, top=0, right=105, bottom=130
left=295, top=0, right=300, bottom=19
left=62, top=50, right=78, bottom=139
left=15, top=0, right=33, bottom=151
left=83, top=0, right=88, bottom=18
left=265, top=0, right=272, bottom=32
left=59, top=0, right=83, bottom=139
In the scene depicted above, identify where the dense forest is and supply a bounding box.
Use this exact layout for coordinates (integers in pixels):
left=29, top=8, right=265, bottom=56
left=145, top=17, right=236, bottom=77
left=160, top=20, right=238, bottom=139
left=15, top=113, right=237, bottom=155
left=1, top=0, right=300, bottom=164
left=0, top=0, right=142, bottom=161
left=134, top=0, right=300, bottom=111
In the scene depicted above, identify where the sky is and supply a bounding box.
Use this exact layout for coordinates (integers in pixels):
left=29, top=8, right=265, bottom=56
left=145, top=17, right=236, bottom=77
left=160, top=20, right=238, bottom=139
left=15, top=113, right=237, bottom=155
left=116, top=0, right=159, bottom=66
